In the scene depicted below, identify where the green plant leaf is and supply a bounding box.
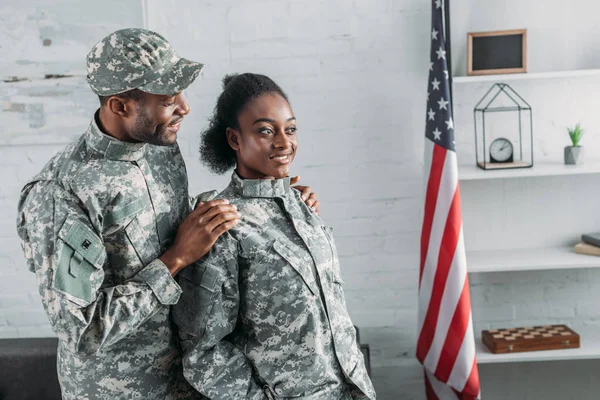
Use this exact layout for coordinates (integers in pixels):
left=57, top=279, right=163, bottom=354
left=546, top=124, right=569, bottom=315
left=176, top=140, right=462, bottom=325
left=568, top=123, right=584, bottom=146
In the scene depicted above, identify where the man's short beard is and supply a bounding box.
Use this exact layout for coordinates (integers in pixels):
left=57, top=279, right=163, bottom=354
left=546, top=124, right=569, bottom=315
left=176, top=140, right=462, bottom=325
left=129, top=103, right=173, bottom=146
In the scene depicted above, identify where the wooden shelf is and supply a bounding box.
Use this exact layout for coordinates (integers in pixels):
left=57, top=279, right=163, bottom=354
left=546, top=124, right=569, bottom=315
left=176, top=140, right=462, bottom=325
left=476, top=326, right=600, bottom=364
left=453, top=68, right=600, bottom=84
left=459, top=160, right=600, bottom=181
left=467, top=246, right=600, bottom=273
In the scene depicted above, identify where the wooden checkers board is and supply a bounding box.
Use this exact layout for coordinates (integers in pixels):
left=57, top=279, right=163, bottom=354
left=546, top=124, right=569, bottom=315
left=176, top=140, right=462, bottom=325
left=482, top=325, right=580, bottom=354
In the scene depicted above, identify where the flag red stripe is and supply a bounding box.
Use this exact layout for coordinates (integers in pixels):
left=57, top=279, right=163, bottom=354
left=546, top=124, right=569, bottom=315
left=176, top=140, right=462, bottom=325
left=424, top=370, right=440, bottom=400
left=456, top=389, right=477, bottom=400
left=416, top=185, right=461, bottom=362
left=420, top=144, right=446, bottom=285
left=435, top=272, right=471, bottom=381
left=461, top=358, right=480, bottom=398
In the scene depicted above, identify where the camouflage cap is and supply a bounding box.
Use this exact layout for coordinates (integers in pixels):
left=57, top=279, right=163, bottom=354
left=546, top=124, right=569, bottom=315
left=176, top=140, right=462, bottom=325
left=86, top=28, right=204, bottom=96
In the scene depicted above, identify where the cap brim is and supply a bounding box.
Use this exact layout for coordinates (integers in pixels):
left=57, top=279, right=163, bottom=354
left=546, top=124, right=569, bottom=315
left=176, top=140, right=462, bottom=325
left=138, top=57, right=204, bottom=95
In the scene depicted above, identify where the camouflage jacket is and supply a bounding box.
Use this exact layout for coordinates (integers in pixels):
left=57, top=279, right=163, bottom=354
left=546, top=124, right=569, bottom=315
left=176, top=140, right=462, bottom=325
left=17, top=113, right=203, bottom=399
left=173, top=173, right=376, bottom=400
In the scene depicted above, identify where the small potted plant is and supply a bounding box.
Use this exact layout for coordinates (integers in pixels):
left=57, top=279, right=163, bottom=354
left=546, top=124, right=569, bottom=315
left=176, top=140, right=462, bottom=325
left=565, top=124, right=584, bottom=165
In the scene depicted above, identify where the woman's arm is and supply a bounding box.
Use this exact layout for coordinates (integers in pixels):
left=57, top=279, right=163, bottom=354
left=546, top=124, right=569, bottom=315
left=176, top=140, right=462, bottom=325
left=172, top=234, right=270, bottom=400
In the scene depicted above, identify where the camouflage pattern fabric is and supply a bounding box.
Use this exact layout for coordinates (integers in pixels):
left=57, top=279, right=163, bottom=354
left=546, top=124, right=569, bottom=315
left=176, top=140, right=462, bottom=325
left=17, top=114, right=205, bottom=399
left=173, top=172, right=376, bottom=400
left=86, top=28, right=204, bottom=96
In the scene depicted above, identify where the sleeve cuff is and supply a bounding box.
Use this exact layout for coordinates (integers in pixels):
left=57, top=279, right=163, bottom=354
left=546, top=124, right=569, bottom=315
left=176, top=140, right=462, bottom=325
left=137, top=259, right=182, bottom=305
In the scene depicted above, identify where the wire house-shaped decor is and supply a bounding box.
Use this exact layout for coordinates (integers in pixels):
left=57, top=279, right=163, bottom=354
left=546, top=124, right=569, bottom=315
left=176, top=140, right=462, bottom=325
left=474, top=83, right=533, bottom=170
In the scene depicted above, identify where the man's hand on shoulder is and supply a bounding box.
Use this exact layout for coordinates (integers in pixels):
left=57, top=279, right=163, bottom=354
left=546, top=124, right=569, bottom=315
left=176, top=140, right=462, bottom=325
left=160, top=199, right=240, bottom=276
left=290, top=175, right=320, bottom=215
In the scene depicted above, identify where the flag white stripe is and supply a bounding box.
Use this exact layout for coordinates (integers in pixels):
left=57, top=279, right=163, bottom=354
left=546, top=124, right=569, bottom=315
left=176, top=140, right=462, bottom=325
left=423, top=139, right=435, bottom=196
left=448, top=311, right=477, bottom=390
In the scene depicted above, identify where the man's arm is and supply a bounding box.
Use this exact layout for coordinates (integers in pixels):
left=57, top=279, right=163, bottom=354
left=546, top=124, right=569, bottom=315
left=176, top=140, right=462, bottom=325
left=17, top=182, right=238, bottom=356
left=173, top=235, right=269, bottom=400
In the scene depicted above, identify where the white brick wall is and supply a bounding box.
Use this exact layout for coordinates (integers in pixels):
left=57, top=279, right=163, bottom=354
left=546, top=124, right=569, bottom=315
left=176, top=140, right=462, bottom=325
left=146, top=1, right=431, bottom=398
left=0, top=1, right=428, bottom=398
left=0, top=0, right=146, bottom=341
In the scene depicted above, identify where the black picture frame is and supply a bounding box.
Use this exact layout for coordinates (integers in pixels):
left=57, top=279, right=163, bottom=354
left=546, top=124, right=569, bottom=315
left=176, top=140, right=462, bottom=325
left=467, top=29, right=527, bottom=76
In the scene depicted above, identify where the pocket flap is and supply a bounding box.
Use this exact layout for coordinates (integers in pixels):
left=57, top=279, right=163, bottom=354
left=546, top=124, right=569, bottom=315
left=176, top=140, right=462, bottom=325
left=58, top=218, right=105, bottom=267
left=181, top=263, right=224, bottom=293
left=273, top=240, right=319, bottom=296
left=200, top=264, right=223, bottom=293
left=104, top=196, right=151, bottom=228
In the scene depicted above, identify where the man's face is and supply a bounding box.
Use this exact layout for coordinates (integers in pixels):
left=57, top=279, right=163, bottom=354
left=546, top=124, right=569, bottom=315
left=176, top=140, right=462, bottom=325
left=125, top=91, right=190, bottom=146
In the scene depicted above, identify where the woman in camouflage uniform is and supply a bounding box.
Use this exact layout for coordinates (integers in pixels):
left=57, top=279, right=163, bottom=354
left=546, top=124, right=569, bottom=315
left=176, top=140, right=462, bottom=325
left=172, top=73, right=376, bottom=400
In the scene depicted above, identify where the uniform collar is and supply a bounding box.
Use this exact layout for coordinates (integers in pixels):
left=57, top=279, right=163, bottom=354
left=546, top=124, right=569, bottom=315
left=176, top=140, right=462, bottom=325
left=85, top=111, right=147, bottom=161
left=231, top=171, right=291, bottom=198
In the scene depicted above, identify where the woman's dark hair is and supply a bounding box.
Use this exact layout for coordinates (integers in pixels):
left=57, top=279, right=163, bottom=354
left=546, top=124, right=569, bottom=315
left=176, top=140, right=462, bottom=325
left=200, top=73, right=289, bottom=174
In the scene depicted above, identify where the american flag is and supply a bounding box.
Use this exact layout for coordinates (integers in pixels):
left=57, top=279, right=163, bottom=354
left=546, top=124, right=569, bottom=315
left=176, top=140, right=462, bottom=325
left=416, top=1, right=481, bottom=399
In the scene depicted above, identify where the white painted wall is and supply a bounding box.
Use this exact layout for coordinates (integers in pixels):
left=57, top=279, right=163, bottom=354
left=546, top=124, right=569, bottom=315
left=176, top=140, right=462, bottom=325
left=1, top=1, right=429, bottom=398
left=2, top=0, right=600, bottom=399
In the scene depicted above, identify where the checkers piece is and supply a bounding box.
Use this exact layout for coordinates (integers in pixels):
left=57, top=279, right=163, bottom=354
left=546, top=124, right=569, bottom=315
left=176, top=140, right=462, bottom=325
left=481, top=324, right=580, bottom=354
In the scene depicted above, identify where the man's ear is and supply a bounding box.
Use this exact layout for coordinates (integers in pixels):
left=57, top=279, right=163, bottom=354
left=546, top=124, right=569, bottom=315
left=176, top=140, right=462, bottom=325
left=226, top=127, right=241, bottom=151
left=106, top=96, right=130, bottom=117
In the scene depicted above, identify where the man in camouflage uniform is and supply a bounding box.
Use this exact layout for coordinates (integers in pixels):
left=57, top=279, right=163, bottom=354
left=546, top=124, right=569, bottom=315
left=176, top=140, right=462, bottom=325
left=15, top=29, right=241, bottom=399
left=173, top=173, right=376, bottom=399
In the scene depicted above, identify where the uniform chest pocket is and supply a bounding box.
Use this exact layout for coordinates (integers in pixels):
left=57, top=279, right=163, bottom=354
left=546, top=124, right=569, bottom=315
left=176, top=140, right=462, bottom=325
left=173, top=264, right=224, bottom=339
left=125, top=214, right=161, bottom=265
left=104, top=196, right=160, bottom=266
left=54, top=218, right=106, bottom=306
left=103, top=197, right=148, bottom=231
left=273, top=240, right=320, bottom=296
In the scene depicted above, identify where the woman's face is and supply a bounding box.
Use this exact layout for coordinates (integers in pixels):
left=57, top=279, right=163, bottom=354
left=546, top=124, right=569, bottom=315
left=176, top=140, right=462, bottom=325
left=228, top=92, right=297, bottom=180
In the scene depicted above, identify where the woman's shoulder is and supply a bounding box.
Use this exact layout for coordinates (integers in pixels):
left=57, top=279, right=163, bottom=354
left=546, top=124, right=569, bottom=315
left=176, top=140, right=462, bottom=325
left=286, top=187, right=327, bottom=223
left=213, top=184, right=241, bottom=203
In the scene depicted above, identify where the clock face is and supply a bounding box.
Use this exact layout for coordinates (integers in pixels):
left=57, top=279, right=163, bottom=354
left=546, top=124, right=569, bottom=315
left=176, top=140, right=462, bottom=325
left=489, top=138, right=513, bottom=163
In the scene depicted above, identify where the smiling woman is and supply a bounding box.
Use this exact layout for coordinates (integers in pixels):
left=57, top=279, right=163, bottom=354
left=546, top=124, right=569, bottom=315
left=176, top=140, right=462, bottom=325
left=199, top=73, right=294, bottom=176
left=226, top=91, right=297, bottom=180
left=172, top=73, right=376, bottom=399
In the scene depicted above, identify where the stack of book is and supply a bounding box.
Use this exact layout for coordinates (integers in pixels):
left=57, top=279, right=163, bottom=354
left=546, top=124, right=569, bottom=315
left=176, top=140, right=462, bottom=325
left=574, top=232, right=600, bottom=256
